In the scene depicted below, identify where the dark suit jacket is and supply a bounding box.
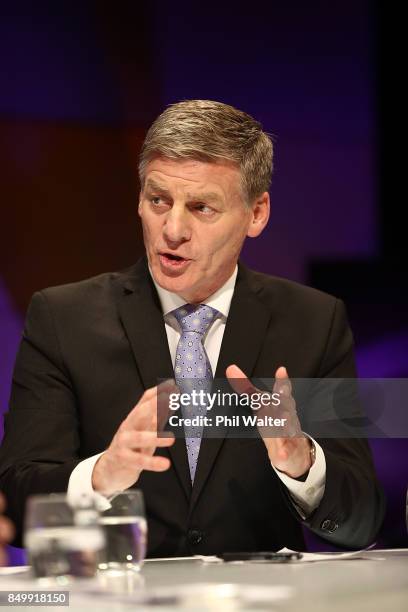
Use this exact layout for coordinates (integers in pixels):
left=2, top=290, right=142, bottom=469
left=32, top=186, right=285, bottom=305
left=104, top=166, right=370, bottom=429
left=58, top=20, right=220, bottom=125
left=0, top=257, right=385, bottom=554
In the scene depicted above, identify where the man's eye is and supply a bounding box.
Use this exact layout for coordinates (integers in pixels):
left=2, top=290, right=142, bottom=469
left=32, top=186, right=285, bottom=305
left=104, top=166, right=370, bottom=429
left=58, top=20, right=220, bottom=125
left=195, top=203, right=214, bottom=215
left=151, top=196, right=163, bottom=205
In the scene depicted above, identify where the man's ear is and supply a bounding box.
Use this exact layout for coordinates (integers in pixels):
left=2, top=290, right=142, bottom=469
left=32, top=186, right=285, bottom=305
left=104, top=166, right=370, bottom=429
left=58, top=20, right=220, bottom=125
left=138, top=197, right=142, bottom=217
left=247, top=192, right=270, bottom=238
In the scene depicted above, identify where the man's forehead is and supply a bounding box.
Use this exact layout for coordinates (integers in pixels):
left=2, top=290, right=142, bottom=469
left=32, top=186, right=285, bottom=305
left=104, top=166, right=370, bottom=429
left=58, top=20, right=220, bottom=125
left=146, top=156, right=240, bottom=177
left=143, top=158, right=242, bottom=196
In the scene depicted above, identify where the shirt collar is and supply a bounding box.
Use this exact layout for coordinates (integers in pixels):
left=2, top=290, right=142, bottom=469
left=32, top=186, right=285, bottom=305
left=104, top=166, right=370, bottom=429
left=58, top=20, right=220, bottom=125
left=150, top=265, right=238, bottom=319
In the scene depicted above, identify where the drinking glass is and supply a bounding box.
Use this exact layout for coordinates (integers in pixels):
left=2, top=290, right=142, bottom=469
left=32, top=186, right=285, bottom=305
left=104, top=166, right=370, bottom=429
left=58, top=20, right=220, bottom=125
left=98, top=489, right=147, bottom=572
left=24, top=493, right=105, bottom=582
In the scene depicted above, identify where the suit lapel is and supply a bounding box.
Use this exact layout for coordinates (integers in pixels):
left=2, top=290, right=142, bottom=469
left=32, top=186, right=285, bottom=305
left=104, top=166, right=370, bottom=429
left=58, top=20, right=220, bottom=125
left=115, top=257, right=191, bottom=500
left=116, top=258, right=174, bottom=388
left=190, top=262, right=273, bottom=511
left=214, top=263, right=274, bottom=381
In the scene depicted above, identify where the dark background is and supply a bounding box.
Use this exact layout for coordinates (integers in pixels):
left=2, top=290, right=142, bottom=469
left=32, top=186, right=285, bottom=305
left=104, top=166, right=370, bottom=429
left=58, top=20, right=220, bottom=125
left=0, top=1, right=406, bottom=563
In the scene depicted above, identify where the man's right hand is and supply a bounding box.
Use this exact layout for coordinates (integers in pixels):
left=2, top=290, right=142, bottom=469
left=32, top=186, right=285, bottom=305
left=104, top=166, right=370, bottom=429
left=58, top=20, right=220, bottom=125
left=92, top=381, right=176, bottom=496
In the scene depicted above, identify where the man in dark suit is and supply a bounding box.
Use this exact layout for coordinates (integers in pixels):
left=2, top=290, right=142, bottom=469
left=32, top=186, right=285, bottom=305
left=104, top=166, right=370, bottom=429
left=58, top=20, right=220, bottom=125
left=0, top=100, right=385, bottom=556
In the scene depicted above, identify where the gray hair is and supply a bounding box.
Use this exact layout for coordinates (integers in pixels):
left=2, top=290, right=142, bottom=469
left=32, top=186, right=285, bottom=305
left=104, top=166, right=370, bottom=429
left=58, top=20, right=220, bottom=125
left=138, top=100, right=273, bottom=204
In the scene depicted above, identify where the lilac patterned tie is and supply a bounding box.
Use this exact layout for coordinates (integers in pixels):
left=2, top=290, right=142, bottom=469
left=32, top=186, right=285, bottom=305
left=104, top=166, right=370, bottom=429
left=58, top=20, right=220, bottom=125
left=171, top=304, right=219, bottom=482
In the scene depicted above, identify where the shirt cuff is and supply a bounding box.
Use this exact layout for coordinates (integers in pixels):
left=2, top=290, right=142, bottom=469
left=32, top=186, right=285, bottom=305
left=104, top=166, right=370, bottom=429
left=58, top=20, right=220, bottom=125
left=271, top=437, right=326, bottom=518
left=67, top=453, right=113, bottom=511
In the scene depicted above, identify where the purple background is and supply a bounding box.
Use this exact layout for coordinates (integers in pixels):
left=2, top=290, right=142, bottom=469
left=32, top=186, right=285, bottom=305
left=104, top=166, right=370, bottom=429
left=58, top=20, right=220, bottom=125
left=1, top=2, right=406, bottom=563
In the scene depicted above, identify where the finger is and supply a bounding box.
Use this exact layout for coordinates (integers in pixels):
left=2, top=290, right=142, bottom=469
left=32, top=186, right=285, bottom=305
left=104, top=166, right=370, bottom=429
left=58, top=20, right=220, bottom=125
left=274, top=366, right=292, bottom=396
left=157, top=378, right=178, bottom=394
left=138, top=389, right=174, bottom=431
left=113, top=447, right=172, bottom=472
left=275, top=366, right=288, bottom=379
left=157, top=389, right=177, bottom=432
left=130, top=396, right=158, bottom=430
left=138, top=385, right=159, bottom=403
left=132, top=452, right=172, bottom=472
left=121, top=388, right=156, bottom=428
left=154, top=378, right=180, bottom=424
left=116, top=430, right=175, bottom=449
left=123, top=390, right=161, bottom=429
left=125, top=386, right=177, bottom=431
left=226, top=364, right=260, bottom=396
left=124, top=382, right=175, bottom=420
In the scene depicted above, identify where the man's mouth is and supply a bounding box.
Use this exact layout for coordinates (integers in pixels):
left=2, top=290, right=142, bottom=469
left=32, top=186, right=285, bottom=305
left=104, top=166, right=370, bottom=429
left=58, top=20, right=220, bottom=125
left=158, top=252, right=191, bottom=270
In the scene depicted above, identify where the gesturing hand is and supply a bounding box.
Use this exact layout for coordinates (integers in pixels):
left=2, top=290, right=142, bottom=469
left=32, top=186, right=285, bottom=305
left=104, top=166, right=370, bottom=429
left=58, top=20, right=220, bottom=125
left=92, top=380, right=176, bottom=496
left=226, top=365, right=313, bottom=479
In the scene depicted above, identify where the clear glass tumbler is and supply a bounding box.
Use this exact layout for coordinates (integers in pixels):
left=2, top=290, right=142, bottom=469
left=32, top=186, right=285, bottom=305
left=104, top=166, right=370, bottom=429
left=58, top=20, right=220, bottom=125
left=98, top=489, right=147, bottom=572
left=24, top=493, right=105, bottom=582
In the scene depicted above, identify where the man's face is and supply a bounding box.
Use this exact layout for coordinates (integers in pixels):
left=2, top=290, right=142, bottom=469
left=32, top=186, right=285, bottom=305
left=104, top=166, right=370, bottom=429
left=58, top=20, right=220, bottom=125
left=138, top=157, right=268, bottom=303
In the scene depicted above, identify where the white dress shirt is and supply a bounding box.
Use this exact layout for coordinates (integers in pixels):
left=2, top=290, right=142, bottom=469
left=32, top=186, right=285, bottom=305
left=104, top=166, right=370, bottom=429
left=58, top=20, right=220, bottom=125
left=68, top=266, right=326, bottom=516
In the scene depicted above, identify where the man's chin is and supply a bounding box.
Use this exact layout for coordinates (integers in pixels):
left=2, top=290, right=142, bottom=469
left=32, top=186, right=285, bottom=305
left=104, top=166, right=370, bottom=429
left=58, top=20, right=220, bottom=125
left=151, top=265, right=193, bottom=294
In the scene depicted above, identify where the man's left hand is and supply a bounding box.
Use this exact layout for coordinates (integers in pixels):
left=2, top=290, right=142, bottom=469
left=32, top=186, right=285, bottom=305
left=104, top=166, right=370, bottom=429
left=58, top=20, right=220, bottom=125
left=226, top=364, right=313, bottom=479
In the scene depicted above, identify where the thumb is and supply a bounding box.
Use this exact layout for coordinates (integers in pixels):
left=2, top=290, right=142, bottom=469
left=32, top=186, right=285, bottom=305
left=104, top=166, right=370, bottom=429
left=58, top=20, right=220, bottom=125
left=275, top=366, right=288, bottom=379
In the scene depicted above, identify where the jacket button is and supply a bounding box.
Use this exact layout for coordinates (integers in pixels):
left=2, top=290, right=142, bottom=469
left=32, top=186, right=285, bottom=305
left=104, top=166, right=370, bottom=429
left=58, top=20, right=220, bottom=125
left=321, top=519, right=339, bottom=533
left=188, top=529, right=203, bottom=545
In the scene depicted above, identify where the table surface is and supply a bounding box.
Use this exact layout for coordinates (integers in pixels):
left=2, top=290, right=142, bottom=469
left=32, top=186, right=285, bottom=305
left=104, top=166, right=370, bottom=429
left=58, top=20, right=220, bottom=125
left=1, top=549, right=407, bottom=611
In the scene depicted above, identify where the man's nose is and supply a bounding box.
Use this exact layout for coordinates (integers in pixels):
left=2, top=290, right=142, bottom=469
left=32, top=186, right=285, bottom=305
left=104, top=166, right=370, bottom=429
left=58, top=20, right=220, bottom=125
left=163, top=207, right=191, bottom=244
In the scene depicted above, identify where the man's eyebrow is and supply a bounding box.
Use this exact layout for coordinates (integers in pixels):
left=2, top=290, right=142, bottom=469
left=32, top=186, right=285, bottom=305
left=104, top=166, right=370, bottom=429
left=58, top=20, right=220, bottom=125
left=144, top=179, right=171, bottom=194
left=185, top=191, right=222, bottom=204
left=144, top=180, right=222, bottom=204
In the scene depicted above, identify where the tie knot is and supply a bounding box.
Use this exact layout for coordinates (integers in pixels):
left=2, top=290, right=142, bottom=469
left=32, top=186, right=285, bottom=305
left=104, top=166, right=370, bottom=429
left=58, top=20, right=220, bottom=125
left=172, top=304, right=219, bottom=336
